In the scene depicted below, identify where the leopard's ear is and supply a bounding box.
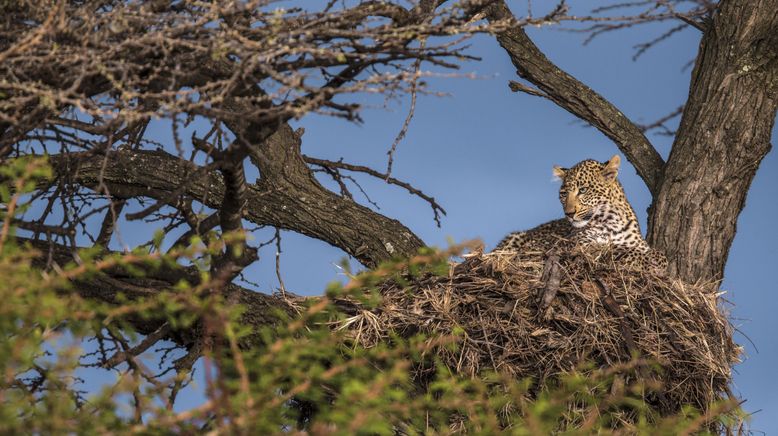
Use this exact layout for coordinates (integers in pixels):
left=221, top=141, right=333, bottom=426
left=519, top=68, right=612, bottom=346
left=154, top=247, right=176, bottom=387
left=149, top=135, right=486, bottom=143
left=602, top=155, right=620, bottom=182
left=552, top=165, right=567, bottom=181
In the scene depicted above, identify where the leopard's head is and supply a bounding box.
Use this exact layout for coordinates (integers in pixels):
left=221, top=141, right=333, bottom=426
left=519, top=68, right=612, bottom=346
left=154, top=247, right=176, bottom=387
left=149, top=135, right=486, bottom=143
left=553, top=155, right=622, bottom=228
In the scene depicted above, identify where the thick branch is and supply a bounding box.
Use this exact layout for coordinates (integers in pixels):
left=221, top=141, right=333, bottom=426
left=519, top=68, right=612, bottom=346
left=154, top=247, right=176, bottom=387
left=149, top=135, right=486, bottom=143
left=23, top=238, right=290, bottom=347
left=486, top=1, right=665, bottom=195
left=47, top=146, right=424, bottom=268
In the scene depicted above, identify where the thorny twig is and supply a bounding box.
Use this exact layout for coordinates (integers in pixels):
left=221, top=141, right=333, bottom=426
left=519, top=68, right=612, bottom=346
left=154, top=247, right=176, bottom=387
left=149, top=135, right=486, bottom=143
left=304, top=155, right=447, bottom=226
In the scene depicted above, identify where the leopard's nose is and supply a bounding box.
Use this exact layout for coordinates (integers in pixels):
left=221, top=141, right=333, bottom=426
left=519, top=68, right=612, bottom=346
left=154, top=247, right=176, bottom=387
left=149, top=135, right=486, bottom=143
left=565, top=211, right=575, bottom=218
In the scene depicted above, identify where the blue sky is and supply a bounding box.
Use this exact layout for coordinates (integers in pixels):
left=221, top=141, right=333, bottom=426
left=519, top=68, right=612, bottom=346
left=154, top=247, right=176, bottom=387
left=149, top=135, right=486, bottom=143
left=48, top=1, right=776, bottom=430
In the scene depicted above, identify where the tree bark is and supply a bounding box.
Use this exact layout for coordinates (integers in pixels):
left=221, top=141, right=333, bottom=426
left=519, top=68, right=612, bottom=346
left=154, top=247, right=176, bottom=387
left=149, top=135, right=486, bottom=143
left=47, top=139, right=424, bottom=269
left=647, top=0, right=778, bottom=283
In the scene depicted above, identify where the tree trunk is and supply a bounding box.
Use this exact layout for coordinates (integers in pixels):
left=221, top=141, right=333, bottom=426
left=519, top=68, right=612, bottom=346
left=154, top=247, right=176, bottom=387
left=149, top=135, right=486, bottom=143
left=647, top=0, right=778, bottom=284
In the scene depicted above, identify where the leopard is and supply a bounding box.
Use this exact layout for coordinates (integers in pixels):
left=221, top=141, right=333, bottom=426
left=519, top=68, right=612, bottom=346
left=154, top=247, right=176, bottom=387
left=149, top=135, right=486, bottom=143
left=494, top=155, right=667, bottom=274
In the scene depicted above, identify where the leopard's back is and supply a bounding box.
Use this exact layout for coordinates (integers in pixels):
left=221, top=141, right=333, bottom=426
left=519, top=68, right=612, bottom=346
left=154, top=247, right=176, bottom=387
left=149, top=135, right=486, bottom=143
left=494, top=219, right=571, bottom=253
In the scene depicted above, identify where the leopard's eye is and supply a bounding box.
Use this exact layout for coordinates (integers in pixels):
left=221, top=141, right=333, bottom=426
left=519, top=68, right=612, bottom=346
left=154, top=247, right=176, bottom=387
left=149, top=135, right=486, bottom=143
left=578, top=186, right=588, bottom=194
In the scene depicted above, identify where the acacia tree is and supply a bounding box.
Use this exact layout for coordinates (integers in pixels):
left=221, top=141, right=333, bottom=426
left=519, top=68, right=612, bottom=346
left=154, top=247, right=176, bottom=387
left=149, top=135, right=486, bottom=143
left=1, top=0, right=496, bottom=323
left=0, top=0, right=775, bottom=428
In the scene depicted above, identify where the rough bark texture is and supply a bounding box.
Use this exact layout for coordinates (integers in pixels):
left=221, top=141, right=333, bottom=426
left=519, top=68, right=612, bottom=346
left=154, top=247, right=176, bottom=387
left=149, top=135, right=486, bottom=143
left=48, top=134, right=424, bottom=269
left=647, top=0, right=778, bottom=283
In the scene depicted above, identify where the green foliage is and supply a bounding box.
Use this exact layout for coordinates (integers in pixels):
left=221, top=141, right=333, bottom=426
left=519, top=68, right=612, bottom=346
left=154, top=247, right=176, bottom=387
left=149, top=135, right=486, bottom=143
left=0, top=158, right=743, bottom=434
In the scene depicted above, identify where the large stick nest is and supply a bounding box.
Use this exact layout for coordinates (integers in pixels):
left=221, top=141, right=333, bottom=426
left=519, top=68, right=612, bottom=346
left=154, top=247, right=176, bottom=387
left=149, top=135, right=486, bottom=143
left=339, top=246, right=740, bottom=415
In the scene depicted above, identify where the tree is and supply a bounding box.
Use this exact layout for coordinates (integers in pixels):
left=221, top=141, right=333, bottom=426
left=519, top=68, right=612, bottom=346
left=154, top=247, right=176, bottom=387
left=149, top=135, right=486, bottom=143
left=0, top=0, right=774, bottom=431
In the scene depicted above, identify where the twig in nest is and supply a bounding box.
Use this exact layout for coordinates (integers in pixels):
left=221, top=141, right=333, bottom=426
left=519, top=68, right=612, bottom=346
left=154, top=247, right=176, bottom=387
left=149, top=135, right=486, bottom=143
left=594, top=278, right=638, bottom=355
left=538, top=253, right=561, bottom=318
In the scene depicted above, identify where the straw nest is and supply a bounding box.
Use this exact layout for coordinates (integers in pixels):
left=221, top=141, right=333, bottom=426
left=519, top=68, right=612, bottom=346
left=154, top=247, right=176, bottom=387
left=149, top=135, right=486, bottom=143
left=337, top=244, right=740, bottom=415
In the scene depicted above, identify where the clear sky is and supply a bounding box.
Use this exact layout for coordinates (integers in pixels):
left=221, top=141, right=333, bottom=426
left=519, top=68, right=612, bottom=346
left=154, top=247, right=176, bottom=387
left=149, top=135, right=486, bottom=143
left=222, top=7, right=777, bottom=432
left=58, top=1, right=777, bottom=431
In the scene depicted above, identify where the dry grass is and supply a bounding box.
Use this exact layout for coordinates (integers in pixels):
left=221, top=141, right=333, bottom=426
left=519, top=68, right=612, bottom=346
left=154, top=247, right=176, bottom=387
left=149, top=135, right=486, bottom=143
left=338, top=245, right=740, bottom=416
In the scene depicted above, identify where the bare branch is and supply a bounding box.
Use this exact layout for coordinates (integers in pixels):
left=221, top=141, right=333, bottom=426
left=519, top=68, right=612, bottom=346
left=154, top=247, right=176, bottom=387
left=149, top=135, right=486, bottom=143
left=96, top=197, right=126, bottom=247
left=508, top=80, right=549, bottom=98
left=637, top=105, right=685, bottom=135
left=571, top=1, right=716, bottom=44
left=675, top=13, right=706, bottom=31
left=103, top=324, right=171, bottom=369
left=386, top=40, right=425, bottom=179
left=303, top=155, right=447, bottom=227
left=632, top=23, right=689, bottom=61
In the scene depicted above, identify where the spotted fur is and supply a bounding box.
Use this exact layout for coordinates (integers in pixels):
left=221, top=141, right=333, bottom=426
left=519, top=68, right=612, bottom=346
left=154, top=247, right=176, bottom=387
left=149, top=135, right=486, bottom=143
left=494, top=155, right=667, bottom=273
